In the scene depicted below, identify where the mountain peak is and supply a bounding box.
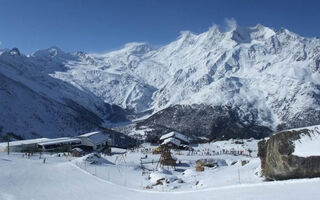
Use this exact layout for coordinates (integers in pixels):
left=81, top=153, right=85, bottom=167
left=175, top=30, right=197, bottom=47
left=249, top=24, right=275, bottom=40
left=32, top=46, right=65, bottom=58
left=207, top=25, right=221, bottom=34
left=122, top=42, right=153, bottom=55
left=277, top=27, right=299, bottom=37
left=230, top=24, right=275, bottom=43
left=8, top=48, right=21, bottom=56
left=0, top=48, right=23, bottom=58
left=48, top=46, right=61, bottom=53
left=179, top=30, right=195, bottom=38
left=31, top=46, right=80, bottom=63
left=75, top=51, right=87, bottom=58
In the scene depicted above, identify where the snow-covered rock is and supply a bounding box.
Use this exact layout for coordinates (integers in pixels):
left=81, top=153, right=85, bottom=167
left=258, top=125, right=320, bottom=180
left=292, top=126, right=320, bottom=157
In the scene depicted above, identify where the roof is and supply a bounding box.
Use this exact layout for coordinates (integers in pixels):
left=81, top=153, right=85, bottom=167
left=78, top=131, right=110, bottom=145
left=161, top=137, right=181, bottom=146
left=72, top=147, right=84, bottom=152
left=160, top=131, right=189, bottom=143
left=37, top=138, right=81, bottom=146
left=78, top=131, right=101, bottom=138
left=0, top=138, right=51, bottom=147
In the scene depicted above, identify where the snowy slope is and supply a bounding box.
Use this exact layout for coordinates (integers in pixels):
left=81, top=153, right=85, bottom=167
left=50, top=23, right=320, bottom=130
left=51, top=43, right=157, bottom=112
left=1, top=151, right=320, bottom=200
left=1, top=23, right=320, bottom=139
left=0, top=48, right=127, bottom=139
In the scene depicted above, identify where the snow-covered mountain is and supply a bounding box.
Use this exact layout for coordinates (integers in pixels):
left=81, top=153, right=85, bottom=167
left=1, top=23, right=320, bottom=140
left=0, top=48, right=128, bottom=140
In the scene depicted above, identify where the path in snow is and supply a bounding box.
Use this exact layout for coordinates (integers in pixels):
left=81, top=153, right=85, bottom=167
left=0, top=153, right=320, bottom=200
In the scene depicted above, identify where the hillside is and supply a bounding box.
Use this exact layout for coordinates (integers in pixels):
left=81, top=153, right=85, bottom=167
left=0, top=48, right=127, bottom=140
left=1, top=23, right=320, bottom=139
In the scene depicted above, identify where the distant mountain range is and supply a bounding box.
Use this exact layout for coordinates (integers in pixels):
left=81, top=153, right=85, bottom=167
left=1, top=23, right=320, bottom=141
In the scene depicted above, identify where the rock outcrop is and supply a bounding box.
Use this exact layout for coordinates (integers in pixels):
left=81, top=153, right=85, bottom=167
left=258, top=125, right=320, bottom=180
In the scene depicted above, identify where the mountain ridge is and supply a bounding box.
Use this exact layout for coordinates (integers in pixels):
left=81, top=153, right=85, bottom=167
left=1, top=23, right=320, bottom=140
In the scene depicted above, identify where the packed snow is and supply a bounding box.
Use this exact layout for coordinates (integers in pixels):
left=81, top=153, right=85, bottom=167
left=1, top=139, right=320, bottom=200
left=292, top=125, right=320, bottom=157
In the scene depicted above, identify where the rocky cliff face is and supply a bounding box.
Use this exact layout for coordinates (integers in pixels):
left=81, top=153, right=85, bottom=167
left=258, top=125, right=320, bottom=180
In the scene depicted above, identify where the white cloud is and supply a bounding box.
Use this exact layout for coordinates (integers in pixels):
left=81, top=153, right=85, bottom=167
left=224, top=18, right=238, bottom=32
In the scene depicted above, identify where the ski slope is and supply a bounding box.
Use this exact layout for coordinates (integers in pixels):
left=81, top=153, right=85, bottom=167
left=1, top=150, right=320, bottom=200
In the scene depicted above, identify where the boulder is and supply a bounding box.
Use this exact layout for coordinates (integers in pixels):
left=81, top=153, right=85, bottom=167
left=195, top=158, right=228, bottom=171
left=196, top=165, right=205, bottom=172
left=258, top=125, right=320, bottom=180
left=196, top=159, right=215, bottom=168
left=241, top=160, right=249, bottom=166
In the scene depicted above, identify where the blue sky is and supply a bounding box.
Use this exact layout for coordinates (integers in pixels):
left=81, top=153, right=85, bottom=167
left=0, top=0, right=319, bottom=54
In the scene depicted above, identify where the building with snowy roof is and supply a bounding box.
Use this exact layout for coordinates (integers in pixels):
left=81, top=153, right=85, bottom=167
left=37, top=137, right=81, bottom=151
left=0, top=138, right=51, bottom=152
left=0, top=129, right=137, bottom=153
left=72, top=147, right=85, bottom=157
left=77, top=131, right=111, bottom=151
left=78, top=129, right=138, bottom=150
left=161, top=137, right=181, bottom=147
left=160, top=131, right=190, bottom=146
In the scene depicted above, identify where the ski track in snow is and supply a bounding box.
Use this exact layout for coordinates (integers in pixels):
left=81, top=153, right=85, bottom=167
left=1, top=147, right=320, bottom=200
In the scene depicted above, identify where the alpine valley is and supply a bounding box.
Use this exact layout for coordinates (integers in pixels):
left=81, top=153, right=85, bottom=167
left=1, top=23, right=320, bottom=141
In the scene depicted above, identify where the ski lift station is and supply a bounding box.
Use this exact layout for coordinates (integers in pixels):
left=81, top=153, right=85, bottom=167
left=160, top=131, right=190, bottom=148
left=77, top=131, right=112, bottom=151
left=38, top=137, right=82, bottom=151
left=0, top=129, right=137, bottom=153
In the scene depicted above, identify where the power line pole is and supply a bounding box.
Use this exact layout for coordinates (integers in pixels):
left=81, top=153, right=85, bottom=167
left=7, top=135, right=10, bottom=155
left=238, top=167, right=241, bottom=184
left=112, top=132, right=115, bottom=146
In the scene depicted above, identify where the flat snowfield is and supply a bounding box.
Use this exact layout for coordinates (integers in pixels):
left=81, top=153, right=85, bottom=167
left=0, top=152, right=320, bottom=200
